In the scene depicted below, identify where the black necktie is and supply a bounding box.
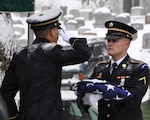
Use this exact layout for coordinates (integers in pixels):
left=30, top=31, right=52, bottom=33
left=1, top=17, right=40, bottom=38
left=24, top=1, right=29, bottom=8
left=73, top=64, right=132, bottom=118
left=111, top=63, right=117, bottom=74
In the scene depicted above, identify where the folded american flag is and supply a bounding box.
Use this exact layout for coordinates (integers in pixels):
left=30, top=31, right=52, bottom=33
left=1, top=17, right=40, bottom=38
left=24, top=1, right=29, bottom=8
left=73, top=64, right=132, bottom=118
left=75, top=79, right=133, bottom=101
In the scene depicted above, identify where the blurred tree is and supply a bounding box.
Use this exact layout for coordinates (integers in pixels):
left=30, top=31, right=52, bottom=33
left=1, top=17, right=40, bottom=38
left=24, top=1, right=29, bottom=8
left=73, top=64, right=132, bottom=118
left=0, top=13, right=15, bottom=83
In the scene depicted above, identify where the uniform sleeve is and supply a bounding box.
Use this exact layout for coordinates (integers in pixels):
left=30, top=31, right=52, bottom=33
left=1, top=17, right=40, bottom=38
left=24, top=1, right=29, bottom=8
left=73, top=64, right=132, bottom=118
left=0, top=54, right=19, bottom=119
left=126, top=63, right=149, bottom=104
left=53, top=38, right=91, bottom=66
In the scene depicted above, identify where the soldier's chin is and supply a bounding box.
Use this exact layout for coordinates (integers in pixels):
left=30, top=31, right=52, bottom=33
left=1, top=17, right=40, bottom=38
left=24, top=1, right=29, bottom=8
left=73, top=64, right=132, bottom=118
left=108, top=51, right=117, bottom=57
left=108, top=51, right=114, bottom=55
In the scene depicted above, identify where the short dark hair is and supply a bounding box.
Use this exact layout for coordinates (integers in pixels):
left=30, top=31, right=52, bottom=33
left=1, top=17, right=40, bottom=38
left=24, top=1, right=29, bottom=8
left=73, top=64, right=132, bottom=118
left=34, top=29, right=50, bottom=37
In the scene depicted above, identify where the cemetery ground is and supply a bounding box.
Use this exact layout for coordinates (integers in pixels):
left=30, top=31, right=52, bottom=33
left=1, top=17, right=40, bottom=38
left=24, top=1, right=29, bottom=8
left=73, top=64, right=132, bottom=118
left=141, top=99, right=150, bottom=120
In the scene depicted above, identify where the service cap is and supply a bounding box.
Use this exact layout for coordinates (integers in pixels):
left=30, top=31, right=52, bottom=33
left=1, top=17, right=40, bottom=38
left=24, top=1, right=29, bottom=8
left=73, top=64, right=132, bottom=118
left=105, top=21, right=137, bottom=40
left=26, top=9, right=61, bottom=30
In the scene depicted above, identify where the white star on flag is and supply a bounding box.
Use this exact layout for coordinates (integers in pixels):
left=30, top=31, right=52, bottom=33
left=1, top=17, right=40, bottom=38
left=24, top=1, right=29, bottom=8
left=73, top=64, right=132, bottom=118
left=86, top=83, right=94, bottom=87
left=93, top=89, right=103, bottom=94
left=125, top=90, right=132, bottom=96
left=106, top=84, right=115, bottom=91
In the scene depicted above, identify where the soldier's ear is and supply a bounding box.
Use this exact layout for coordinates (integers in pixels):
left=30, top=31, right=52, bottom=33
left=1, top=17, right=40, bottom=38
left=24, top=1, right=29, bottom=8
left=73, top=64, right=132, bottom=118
left=124, top=39, right=130, bottom=49
left=49, top=28, right=56, bottom=37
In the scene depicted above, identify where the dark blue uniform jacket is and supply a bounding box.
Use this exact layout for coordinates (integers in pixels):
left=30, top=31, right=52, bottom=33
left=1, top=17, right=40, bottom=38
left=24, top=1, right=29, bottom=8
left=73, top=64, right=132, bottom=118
left=0, top=37, right=91, bottom=120
left=90, top=55, right=150, bottom=120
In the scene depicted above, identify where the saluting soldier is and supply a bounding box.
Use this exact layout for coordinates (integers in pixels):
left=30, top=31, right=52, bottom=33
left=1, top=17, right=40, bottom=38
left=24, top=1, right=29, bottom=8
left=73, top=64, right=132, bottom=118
left=0, top=9, right=91, bottom=120
left=77, top=21, right=150, bottom=120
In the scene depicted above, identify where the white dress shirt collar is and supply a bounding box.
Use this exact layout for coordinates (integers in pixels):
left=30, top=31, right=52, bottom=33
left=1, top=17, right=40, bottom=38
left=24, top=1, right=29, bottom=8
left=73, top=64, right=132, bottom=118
left=111, top=55, right=127, bottom=66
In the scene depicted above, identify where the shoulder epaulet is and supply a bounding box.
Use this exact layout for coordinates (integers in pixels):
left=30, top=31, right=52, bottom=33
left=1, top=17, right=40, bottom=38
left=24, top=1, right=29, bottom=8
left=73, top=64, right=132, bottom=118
left=96, top=59, right=110, bottom=65
left=129, top=58, right=142, bottom=64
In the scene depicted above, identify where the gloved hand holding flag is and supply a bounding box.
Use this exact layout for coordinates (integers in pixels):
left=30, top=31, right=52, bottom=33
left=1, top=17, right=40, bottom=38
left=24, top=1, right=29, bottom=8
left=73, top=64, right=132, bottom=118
left=75, top=79, right=133, bottom=105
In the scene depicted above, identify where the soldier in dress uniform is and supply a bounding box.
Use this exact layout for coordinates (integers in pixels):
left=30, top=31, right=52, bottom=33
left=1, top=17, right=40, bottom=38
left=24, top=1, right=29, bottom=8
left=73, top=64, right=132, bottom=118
left=0, top=94, right=8, bottom=120
left=0, top=9, right=91, bottom=120
left=77, top=21, right=150, bottom=120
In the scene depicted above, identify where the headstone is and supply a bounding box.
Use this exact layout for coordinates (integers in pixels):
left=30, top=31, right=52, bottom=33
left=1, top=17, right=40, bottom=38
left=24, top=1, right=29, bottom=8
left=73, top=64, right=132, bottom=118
left=115, top=13, right=130, bottom=23
left=142, top=33, right=150, bottom=48
left=131, top=6, right=145, bottom=16
left=82, top=31, right=97, bottom=36
left=145, top=13, right=150, bottom=24
left=79, top=9, right=93, bottom=20
left=60, top=5, right=67, bottom=15
left=60, top=5, right=68, bottom=20
left=78, top=26, right=91, bottom=35
left=131, top=23, right=143, bottom=30
left=69, top=9, right=79, bottom=18
left=75, top=17, right=85, bottom=28
left=63, top=14, right=74, bottom=25
left=65, top=20, right=77, bottom=30
left=93, top=7, right=113, bottom=28
left=130, top=6, right=145, bottom=25
left=130, top=15, right=145, bottom=25
left=13, top=24, right=25, bottom=38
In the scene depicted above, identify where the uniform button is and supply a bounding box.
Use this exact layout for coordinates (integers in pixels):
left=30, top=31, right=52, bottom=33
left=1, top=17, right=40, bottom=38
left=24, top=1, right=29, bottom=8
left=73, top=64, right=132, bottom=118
left=107, top=114, right=110, bottom=118
left=107, top=104, right=111, bottom=107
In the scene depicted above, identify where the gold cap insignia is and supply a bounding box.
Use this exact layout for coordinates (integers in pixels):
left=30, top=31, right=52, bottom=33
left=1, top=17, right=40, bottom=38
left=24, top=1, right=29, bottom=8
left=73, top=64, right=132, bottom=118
left=54, top=23, right=57, bottom=26
left=109, top=22, right=113, bottom=27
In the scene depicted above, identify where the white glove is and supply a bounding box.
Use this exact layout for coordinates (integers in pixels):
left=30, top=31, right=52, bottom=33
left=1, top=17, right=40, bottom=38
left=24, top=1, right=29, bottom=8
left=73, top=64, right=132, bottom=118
left=59, top=29, right=75, bottom=43
left=82, top=93, right=103, bottom=105
left=83, top=79, right=107, bottom=83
